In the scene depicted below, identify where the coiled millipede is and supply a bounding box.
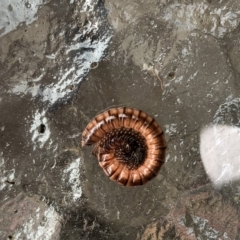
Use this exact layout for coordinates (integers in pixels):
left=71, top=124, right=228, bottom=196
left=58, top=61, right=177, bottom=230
left=82, top=107, right=167, bottom=186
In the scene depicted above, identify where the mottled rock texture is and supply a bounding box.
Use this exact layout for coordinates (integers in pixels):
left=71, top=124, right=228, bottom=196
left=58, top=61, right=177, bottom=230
left=1, top=0, right=240, bottom=239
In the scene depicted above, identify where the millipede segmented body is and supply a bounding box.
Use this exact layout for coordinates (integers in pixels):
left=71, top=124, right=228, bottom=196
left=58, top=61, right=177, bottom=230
left=82, top=107, right=167, bottom=186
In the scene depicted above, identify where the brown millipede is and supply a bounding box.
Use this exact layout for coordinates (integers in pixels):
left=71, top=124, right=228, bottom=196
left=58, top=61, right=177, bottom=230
left=82, top=107, right=167, bottom=186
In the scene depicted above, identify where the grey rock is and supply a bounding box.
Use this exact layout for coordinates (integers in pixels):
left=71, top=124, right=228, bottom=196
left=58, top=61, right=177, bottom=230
left=1, top=0, right=240, bottom=239
left=0, top=193, right=62, bottom=240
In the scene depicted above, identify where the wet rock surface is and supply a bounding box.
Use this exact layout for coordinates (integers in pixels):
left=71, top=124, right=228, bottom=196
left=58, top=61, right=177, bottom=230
left=138, top=185, right=240, bottom=240
left=1, top=0, right=240, bottom=239
left=0, top=193, right=62, bottom=239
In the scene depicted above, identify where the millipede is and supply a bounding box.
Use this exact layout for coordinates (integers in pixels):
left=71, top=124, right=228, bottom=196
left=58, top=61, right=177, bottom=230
left=82, top=107, right=167, bottom=186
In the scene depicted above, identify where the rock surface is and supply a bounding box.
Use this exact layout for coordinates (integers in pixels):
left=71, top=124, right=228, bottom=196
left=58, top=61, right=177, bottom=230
left=1, top=0, right=240, bottom=239
left=137, top=186, right=240, bottom=239
left=0, top=193, right=62, bottom=240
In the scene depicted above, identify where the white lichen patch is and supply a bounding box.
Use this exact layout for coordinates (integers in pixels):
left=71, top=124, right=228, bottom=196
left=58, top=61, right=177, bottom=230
left=179, top=215, right=230, bottom=239
left=62, top=158, right=82, bottom=202
left=29, top=110, right=51, bottom=150
left=81, top=0, right=95, bottom=12
left=14, top=205, right=61, bottom=240
left=56, top=5, right=109, bottom=102
left=39, top=34, right=111, bottom=105
left=213, top=97, right=240, bottom=126
left=10, top=73, right=45, bottom=98
left=8, top=2, right=111, bottom=105
left=164, top=123, right=177, bottom=136
left=164, top=2, right=240, bottom=38
left=0, top=156, right=15, bottom=191
left=0, top=0, right=49, bottom=37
